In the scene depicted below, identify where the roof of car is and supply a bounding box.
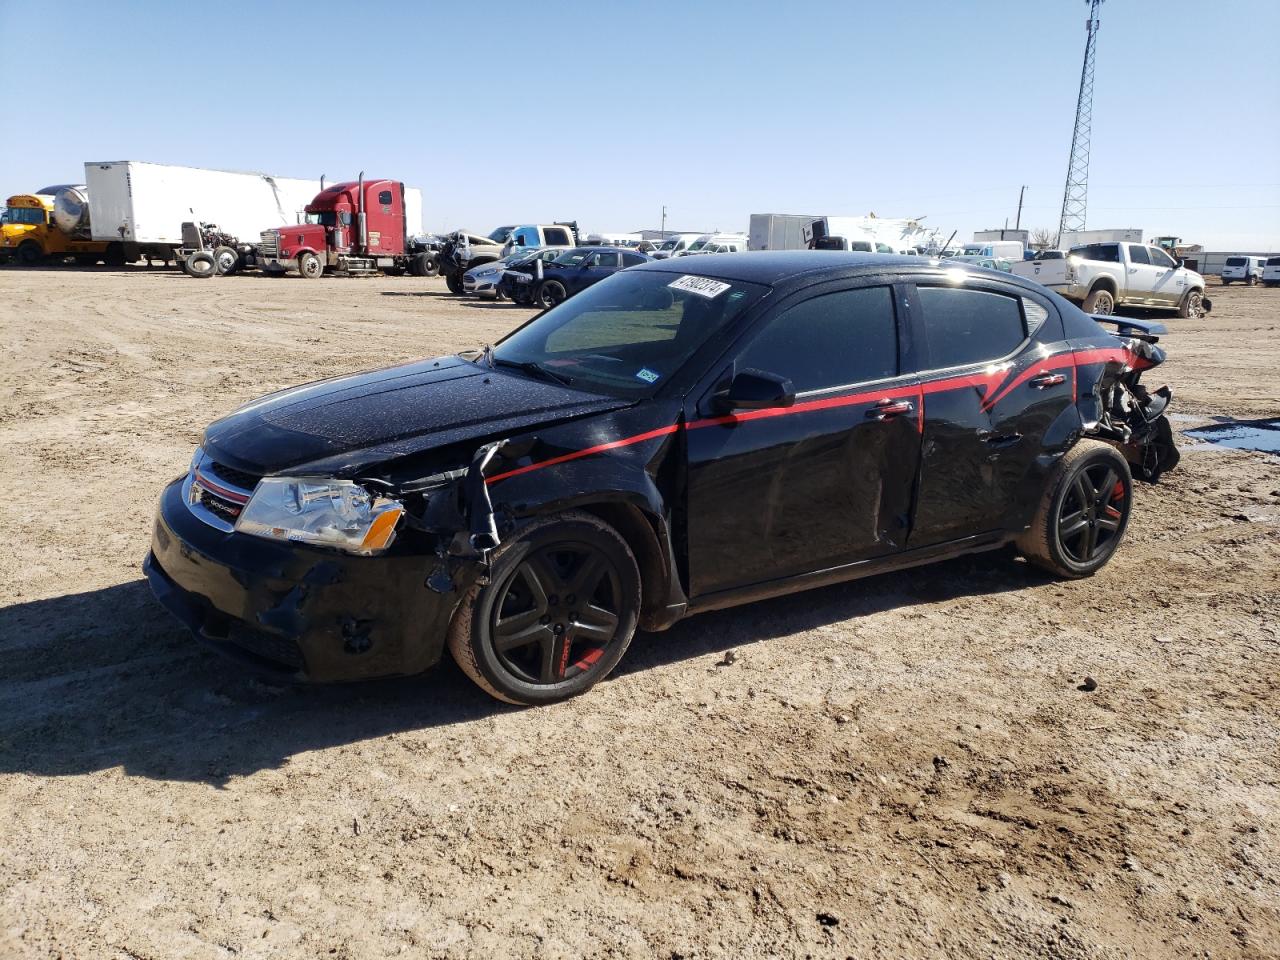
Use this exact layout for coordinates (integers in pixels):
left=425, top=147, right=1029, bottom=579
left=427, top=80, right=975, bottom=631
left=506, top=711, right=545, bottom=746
left=563, top=245, right=650, bottom=256
left=629, top=249, right=1045, bottom=291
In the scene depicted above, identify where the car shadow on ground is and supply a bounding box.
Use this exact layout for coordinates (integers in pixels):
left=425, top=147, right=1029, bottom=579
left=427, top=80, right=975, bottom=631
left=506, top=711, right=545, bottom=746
left=0, top=550, right=1042, bottom=787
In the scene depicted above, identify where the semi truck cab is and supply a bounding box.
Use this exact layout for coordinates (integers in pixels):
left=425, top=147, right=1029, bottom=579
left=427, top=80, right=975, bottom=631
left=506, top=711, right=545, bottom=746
left=257, top=177, right=418, bottom=278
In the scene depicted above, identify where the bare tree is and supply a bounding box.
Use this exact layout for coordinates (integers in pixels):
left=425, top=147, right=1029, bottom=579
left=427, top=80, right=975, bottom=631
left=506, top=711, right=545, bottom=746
left=1031, top=227, right=1058, bottom=251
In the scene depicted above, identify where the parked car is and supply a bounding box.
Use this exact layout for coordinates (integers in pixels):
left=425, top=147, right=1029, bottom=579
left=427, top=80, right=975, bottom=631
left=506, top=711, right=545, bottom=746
left=1012, top=241, right=1210, bottom=318
left=1263, top=256, right=1280, bottom=288
left=145, top=251, right=1180, bottom=705
left=650, top=233, right=706, bottom=259
left=1220, top=255, right=1265, bottom=286
left=944, top=254, right=1013, bottom=272
left=677, top=234, right=749, bottom=257
left=474, top=247, right=563, bottom=302
left=501, top=245, right=650, bottom=308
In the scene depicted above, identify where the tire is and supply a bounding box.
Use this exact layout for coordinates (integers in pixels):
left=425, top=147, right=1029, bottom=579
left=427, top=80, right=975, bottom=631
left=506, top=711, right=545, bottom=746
left=535, top=279, right=568, bottom=309
left=213, top=245, right=240, bottom=275
left=73, top=254, right=96, bottom=266
left=186, top=251, right=217, bottom=278
left=16, top=241, right=43, bottom=265
left=1081, top=287, right=1115, bottom=315
left=1177, top=288, right=1205, bottom=319
left=1220, top=279, right=1231, bottom=286
left=1247, top=275, right=1258, bottom=286
left=104, top=242, right=126, bottom=267
left=447, top=510, right=641, bottom=706
left=1017, top=439, right=1133, bottom=579
left=445, top=270, right=464, bottom=294
left=409, top=251, right=436, bottom=277
left=297, top=251, right=323, bottom=280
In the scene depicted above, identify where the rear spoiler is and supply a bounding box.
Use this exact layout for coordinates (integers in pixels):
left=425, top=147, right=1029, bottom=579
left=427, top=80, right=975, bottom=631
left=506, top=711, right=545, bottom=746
left=1091, top=315, right=1167, bottom=342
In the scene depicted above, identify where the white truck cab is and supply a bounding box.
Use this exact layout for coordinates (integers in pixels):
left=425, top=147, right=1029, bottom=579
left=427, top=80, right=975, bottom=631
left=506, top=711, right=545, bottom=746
left=963, top=240, right=1025, bottom=261
left=678, top=233, right=748, bottom=256
left=502, top=223, right=577, bottom=256
left=1221, top=255, right=1266, bottom=285
left=650, top=233, right=704, bottom=259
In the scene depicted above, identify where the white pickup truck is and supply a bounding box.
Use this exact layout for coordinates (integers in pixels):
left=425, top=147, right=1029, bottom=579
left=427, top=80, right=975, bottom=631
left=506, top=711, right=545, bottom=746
left=1012, top=241, right=1210, bottom=318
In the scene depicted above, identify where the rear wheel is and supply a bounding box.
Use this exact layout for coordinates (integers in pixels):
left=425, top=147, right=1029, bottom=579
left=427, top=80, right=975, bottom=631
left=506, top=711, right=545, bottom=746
left=1247, top=275, right=1258, bottom=286
left=298, top=251, right=323, bottom=280
left=1082, top=287, right=1114, bottom=315
left=448, top=511, right=641, bottom=705
left=409, top=251, right=437, bottom=277
left=1018, top=440, right=1132, bottom=579
left=104, top=242, right=126, bottom=267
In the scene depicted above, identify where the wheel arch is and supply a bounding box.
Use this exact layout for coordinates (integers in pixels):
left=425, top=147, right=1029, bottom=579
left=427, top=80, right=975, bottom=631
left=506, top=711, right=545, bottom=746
left=1088, top=274, right=1118, bottom=297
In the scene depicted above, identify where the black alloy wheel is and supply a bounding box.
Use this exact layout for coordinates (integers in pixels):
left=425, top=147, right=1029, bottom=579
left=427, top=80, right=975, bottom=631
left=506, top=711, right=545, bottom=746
left=448, top=511, right=641, bottom=705
left=1019, top=439, right=1132, bottom=578
left=536, top=279, right=567, bottom=309
left=1056, top=462, right=1128, bottom=565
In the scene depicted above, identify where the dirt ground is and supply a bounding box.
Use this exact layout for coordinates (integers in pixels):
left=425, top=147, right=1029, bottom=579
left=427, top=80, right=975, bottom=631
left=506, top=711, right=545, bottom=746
left=0, top=266, right=1276, bottom=960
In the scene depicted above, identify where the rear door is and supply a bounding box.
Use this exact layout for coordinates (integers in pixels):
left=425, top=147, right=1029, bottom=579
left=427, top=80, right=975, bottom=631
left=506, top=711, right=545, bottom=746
left=684, top=281, right=922, bottom=595
left=908, top=280, right=1073, bottom=546
left=576, top=250, right=621, bottom=293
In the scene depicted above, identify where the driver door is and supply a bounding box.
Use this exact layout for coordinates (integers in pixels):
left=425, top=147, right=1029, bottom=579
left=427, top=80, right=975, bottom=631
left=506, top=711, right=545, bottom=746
left=683, top=282, right=922, bottom=597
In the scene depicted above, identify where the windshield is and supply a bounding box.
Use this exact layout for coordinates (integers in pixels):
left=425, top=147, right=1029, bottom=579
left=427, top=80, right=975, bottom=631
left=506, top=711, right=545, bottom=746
left=1225, top=257, right=1246, bottom=266
left=3, top=206, right=46, bottom=225
left=305, top=211, right=337, bottom=226
left=685, top=240, right=708, bottom=252
left=494, top=270, right=768, bottom=397
left=1267, top=257, right=1280, bottom=267
left=656, top=238, right=680, bottom=251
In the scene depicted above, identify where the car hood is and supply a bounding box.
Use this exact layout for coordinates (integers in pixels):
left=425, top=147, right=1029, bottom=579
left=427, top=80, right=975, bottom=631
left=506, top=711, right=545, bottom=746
left=201, top=355, right=629, bottom=477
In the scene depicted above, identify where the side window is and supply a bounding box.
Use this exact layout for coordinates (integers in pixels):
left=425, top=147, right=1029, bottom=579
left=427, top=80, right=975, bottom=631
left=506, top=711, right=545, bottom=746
left=544, top=227, right=570, bottom=246
left=377, top=189, right=393, bottom=205
left=737, top=286, right=898, bottom=392
left=513, top=228, right=536, bottom=246
left=621, top=252, right=646, bottom=266
left=1078, top=243, right=1120, bottom=263
left=851, top=241, right=873, bottom=252
left=1128, top=244, right=1150, bottom=265
left=917, top=286, right=1026, bottom=368
left=1022, top=298, right=1049, bottom=334
left=1149, top=247, right=1176, bottom=269
left=875, top=242, right=893, bottom=253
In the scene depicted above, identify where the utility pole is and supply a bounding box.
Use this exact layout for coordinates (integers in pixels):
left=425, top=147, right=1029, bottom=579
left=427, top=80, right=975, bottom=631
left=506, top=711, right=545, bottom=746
left=1058, top=0, right=1103, bottom=241
left=1015, top=185, right=1026, bottom=231
left=660, top=206, right=667, bottom=240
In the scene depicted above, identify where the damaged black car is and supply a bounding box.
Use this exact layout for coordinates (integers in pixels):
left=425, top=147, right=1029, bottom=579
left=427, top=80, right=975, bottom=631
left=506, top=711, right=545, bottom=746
left=145, top=252, right=1179, bottom=704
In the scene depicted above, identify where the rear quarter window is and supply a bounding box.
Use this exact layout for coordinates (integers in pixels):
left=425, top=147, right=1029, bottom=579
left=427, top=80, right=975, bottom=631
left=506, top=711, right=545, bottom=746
left=917, top=286, right=1027, bottom=369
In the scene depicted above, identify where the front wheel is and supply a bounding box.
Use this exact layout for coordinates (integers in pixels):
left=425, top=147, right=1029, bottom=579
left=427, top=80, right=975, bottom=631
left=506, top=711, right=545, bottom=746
left=1018, top=439, right=1132, bottom=579
left=16, top=241, right=43, bottom=265
left=1178, top=288, right=1205, bottom=319
left=297, top=251, right=323, bottom=280
left=447, top=511, right=641, bottom=705
left=445, top=270, right=464, bottom=294
left=535, top=279, right=567, bottom=309
left=1082, top=287, right=1114, bottom=315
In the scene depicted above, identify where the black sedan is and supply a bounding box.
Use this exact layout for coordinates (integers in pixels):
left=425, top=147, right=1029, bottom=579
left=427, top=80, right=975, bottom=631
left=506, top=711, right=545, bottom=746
left=145, top=253, right=1179, bottom=705
left=498, top=245, right=651, bottom=308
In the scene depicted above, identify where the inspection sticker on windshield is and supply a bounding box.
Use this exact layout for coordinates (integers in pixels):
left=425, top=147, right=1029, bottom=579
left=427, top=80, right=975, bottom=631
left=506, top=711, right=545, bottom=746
left=669, top=275, right=731, bottom=299
left=635, top=367, right=661, bottom=384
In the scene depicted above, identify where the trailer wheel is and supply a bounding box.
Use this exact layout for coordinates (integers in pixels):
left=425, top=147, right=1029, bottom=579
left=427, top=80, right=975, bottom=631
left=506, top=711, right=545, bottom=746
left=298, top=251, right=323, bottom=280
left=213, top=246, right=240, bottom=276
left=16, top=241, right=43, bottom=265
left=186, top=251, right=217, bottom=278
left=104, top=243, right=126, bottom=267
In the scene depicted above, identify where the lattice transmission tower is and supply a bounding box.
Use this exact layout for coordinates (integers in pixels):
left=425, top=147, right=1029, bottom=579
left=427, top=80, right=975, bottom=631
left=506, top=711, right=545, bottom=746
left=1058, top=0, right=1104, bottom=241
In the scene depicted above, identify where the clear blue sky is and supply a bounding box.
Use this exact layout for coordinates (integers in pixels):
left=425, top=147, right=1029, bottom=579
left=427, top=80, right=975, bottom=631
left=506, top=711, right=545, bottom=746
left=3, top=0, right=1277, bottom=249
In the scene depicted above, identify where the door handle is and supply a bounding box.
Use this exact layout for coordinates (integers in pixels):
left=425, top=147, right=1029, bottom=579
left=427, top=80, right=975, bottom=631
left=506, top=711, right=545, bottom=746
left=866, top=398, right=914, bottom=419
left=1028, top=372, right=1066, bottom=389
left=979, top=431, right=1023, bottom=448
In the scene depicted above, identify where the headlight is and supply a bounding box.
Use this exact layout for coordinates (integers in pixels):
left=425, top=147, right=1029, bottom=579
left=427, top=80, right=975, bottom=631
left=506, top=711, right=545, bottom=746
left=236, top=477, right=403, bottom=555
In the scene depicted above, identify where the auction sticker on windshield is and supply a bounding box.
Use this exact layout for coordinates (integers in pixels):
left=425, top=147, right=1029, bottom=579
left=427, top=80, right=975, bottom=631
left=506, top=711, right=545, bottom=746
left=669, top=275, right=732, bottom=299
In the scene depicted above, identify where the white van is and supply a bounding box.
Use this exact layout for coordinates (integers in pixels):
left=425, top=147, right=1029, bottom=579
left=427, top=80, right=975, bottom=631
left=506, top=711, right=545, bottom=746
left=650, top=233, right=705, bottom=259
left=1262, top=256, right=1280, bottom=288
left=963, top=240, right=1025, bottom=261
left=1221, top=255, right=1265, bottom=285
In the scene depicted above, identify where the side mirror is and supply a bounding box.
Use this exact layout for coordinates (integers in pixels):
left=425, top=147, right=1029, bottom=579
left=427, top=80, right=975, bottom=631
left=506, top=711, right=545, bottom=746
left=717, top=369, right=796, bottom=412
left=1175, top=257, right=1185, bottom=267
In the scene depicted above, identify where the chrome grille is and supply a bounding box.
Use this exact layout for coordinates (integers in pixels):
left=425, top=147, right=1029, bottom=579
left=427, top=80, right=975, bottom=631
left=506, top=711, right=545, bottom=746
left=258, top=230, right=279, bottom=259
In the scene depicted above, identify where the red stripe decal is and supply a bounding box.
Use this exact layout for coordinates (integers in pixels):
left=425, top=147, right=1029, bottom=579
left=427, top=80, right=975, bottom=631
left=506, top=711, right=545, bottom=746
left=484, top=344, right=1150, bottom=485
left=485, top=424, right=679, bottom=484
left=195, top=471, right=251, bottom=504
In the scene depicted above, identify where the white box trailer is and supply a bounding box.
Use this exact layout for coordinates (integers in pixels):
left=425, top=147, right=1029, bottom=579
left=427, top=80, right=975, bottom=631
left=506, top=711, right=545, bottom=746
left=1059, top=228, right=1143, bottom=249
left=806, top=216, right=928, bottom=254
left=403, top=187, right=423, bottom=237
left=748, top=213, right=820, bottom=251
left=83, top=161, right=322, bottom=260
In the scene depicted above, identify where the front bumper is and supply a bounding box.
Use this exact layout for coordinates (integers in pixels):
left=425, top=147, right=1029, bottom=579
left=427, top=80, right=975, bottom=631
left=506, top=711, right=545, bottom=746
left=463, top=273, right=501, bottom=297
left=145, top=478, right=471, bottom=681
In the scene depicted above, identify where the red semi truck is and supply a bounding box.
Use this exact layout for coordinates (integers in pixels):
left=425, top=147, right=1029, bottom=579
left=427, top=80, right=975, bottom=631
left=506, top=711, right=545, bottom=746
left=255, top=175, right=435, bottom=278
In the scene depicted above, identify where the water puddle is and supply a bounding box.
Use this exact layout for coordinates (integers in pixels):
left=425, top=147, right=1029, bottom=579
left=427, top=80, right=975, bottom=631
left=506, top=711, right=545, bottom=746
left=1183, top=418, right=1280, bottom=454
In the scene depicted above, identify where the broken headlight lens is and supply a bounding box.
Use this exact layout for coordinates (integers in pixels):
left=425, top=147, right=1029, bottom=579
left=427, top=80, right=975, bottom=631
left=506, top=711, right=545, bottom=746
left=236, top=478, right=404, bottom=555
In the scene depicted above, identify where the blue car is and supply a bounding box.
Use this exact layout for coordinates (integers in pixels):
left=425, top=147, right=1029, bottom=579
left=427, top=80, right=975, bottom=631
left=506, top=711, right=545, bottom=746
left=500, top=246, right=652, bottom=308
